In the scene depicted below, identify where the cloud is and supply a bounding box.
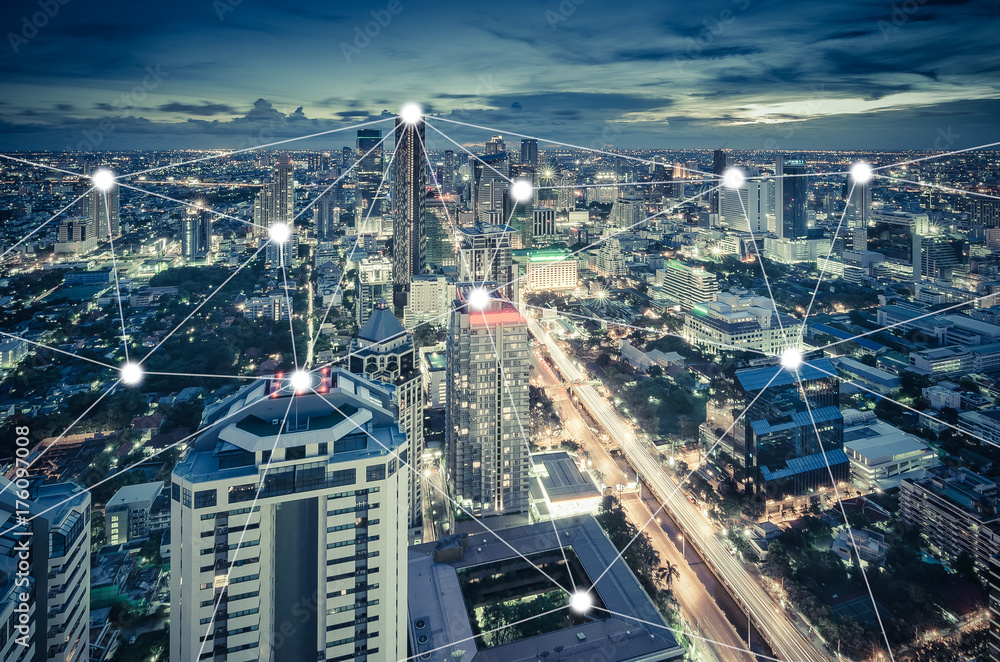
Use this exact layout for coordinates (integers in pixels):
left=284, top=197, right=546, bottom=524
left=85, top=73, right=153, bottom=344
left=158, top=102, right=238, bottom=116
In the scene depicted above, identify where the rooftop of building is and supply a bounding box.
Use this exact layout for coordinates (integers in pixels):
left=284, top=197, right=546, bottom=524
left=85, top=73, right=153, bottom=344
left=736, top=357, right=838, bottom=392
left=106, top=481, right=164, bottom=510
left=531, top=452, right=601, bottom=503
left=407, top=515, right=684, bottom=662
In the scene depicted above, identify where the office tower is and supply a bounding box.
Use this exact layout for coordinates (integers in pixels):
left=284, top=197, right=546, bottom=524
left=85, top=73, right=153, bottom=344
left=649, top=159, right=669, bottom=201
left=721, top=180, right=765, bottom=233
left=348, top=301, right=424, bottom=543
left=313, top=189, right=338, bottom=242
left=341, top=145, right=353, bottom=170
left=442, top=149, right=455, bottom=194
left=473, top=153, right=509, bottom=219
left=520, top=138, right=538, bottom=166
left=671, top=162, right=686, bottom=198
left=458, top=221, right=516, bottom=301
left=505, top=163, right=535, bottom=248
left=485, top=135, right=505, bottom=156
left=710, top=149, right=732, bottom=214
left=253, top=156, right=294, bottom=266
left=355, top=129, right=384, bottom=224
left=775, top=155, right=808, bottom=239
left=391, top=115, right=427, bottom=314
left=169, top=372, right=408, bottom=662
left=1, top=480, right=91, bottom=662
left=655, top=260, right=719, bottom=311
left=732, top=358, right=844, bottom=496
left=446, top=285, right=530, bottom=517
left=181, top=205, right=213, bottom=263
left=355, top=254, right=393, bottom=326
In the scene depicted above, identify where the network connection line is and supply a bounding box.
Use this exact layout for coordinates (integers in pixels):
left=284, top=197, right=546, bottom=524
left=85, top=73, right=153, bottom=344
left=289, top=129, right=393, bottom=226
left=872, top=139, right=1000, bottom=172
left=797, top=382, right=895, bottom=662
left=428, top=116, right=720, bottom=179
left=306, top=145, right=399, bottom=360
left=115, top=181, right=268, bottom=232
left=0, top=379, right=121, bottom=500
left=796, top=180, right=858, bottom=347
left=308, top=388, right=574, bottom=595
left=0, top=153, right=85, bottom=179
left=592, top=606, right=790, bottom=662
left=875, top=173, right=1000, bottom=202
left=513, top=301, right=773, bottom=356
left=139, top=244, right=269, bottom=364
left=278, top=251, right=300, bottom=370
left=479, top=308, right=578, bottom=592
left=103, top=191, right=131, bottom=363
left=424, top=121, right=512, bottom=183
left=118, top=116, right=397, bottom=180
left=584, top=369, right=783, bottom=594
left=195, top=394, right=298, bottom=660
left=736, top=190, right=787, bottom=343
left=0, top=328, right=117, bottom=371
left=0, top=188, right=93, bottom=264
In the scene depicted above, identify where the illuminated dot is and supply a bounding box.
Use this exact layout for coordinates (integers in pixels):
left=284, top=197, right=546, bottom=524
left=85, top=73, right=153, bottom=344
left=92, top=168, right=116, bottom=192
left=119, top=362, right=143, bottom=385
left=850, top=161, right=873, bottom=184
left=467, top=287, right=491, bottom=311
left=569, top=591, right=593, bottom=614
left=722, top=167, right=745, bottom=189
left=289, top=370, right=311, bottom=392
left=780, top=347, right=803, bottom=371
left=269, top=222, right=291, bottom=244
left=509, top=178, right=533, bottom=203
left=400, top=103, right=422, bottom=125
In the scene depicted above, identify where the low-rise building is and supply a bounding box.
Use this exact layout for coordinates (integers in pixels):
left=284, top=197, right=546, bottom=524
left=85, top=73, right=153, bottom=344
left=842, top=410, right=938, bottom=490
left=105, top=481, right=164, bottom=545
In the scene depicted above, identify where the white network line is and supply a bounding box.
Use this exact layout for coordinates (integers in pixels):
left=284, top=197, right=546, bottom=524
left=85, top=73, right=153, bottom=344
left=584, top=369, right=783, bottom=593
left=0, top=188, right=93, bottom=264
left=306, top=141, right=399, bottom=359
left=796, top=380, right=895, bottom=661
left=424, top=121, right=512, bottom=183
left=103, top=190, right=131, bottom=363
left=118, top=117, right=396, bottom=180
left=115, top=181, right=267, bottom=232
left=308, top=387, right=573, bottom=594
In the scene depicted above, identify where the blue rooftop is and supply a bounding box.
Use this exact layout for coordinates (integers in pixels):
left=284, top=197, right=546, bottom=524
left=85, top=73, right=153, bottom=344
left=736, top=358, right=838, bottom=392
left=811, top=323, right=886, bottom=352
left=760, top=449, right=849, bottom=481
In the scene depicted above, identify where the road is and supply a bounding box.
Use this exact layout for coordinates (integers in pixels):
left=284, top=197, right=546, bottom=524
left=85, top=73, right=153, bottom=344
left=526, top=316, right=833, bottom=662
left=531, top=346, right=749, bottom=662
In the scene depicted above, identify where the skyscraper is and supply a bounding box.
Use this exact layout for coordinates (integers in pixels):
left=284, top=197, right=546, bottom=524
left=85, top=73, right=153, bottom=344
left=446, top=285, right=530, bottom=517
left=442, top=149, right=455, bottom=194
left=776, top=156, right=809, bottom=239
left=355, top=129, right=384, bottom=224
left=349, top=301, right=424, bottom=543
left=721, top=180, right=766, bottom=233
left=355, top=254, right=393, bottom=326
left=391, top=115, right=427, bottom=313
left=169, top=372, right=408, bottom=662
left=520, top=138, right=538, bottom=166
left=254, top=156, right=295, bottom=266
left=473, top=153, right=509, bottom=219
left=312, top=189, right=338, bottom=242
left=181, top=205, right=213, bottom=262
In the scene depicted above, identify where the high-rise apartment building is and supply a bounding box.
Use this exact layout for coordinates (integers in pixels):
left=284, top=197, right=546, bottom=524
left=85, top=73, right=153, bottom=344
left=655, top=260, right=719, bottom=311
left=348, top=302, right=424, bottom=543
left=169, top=373, right=408, bottom=662
left=254, top=156, right=295, bottom=266
left=355, top=254, right=393, bottom=327
left=1, top=479, right=91, bottom=662
left=391, top=116, right=427, bottom=313
left=446, top=285, right=530, bottom=517
left=181, top=206, right=213, bottom=263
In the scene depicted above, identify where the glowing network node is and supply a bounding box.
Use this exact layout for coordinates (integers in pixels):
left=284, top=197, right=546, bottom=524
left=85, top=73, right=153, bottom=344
left=268, top=222, right=291, bottom=244
left=467, top=287, right=492, bottom=311
left=91, top=168, right=116, bottom=191
left=780, top=347, right=803, bottom=371
left=509, top=178, right=533, bottom=203
left=399, top=103, right=423, bottom=124
left=119, top=362, right=144, bottom=385
left=722, top=167, right=745, bottom=189
left=851, top=161, right=873, bottom=184
left=289, top=370, right=312, bottom=392
left=569, top=591, right=593, bottom=614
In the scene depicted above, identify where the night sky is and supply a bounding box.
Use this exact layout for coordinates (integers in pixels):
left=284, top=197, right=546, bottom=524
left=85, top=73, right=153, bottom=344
left=1, top=0, right=997, bottom=151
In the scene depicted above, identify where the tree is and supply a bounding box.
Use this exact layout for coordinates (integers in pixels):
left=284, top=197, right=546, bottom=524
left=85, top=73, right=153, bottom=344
left=656, top=562, right=679, bottom=590
left=596, top=352, right=611, bottom=368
